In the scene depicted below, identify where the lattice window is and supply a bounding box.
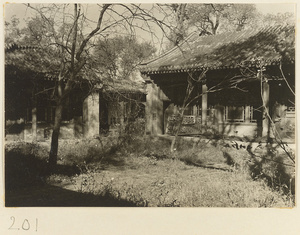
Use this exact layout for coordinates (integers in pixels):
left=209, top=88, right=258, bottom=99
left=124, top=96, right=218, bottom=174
left=196, top=116, right=202, bottom=124
left=225, top=106, right=245, bottom=122
left=286, top=106, right=295, bottom=118
left=182, top=116, right=196, bottom=125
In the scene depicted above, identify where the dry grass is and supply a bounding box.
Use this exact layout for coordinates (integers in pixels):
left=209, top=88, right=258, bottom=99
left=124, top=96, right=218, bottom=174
left=5, top=136, right=295, bottom=207
left=62, top=155, right=292, bottom=207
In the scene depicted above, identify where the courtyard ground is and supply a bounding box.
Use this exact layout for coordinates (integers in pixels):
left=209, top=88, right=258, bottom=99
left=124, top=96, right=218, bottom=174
left=4, top=136, right=295, bottom=207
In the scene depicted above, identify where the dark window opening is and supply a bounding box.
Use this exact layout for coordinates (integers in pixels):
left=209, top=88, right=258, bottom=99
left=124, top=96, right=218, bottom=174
left=225, top=106, right=244, bottom=122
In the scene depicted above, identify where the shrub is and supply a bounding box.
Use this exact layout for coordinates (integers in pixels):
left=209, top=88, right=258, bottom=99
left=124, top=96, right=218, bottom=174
left=222, top=145, right=295, bottom=199
left=5, top=145, right=49, bottom=190
left=58, top=138, right=108, bottom=165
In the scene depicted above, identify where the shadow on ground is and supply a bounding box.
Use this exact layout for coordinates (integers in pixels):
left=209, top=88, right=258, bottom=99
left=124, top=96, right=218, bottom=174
left=5, top=149, right=137, bottom=207
left=5, top=185, right=136, bottom=207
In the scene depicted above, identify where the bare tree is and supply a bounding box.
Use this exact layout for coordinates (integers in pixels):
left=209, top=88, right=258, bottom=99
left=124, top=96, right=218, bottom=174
left=5, top=3, right=172, bottom=168
left=160, top=4, right=275, bottom=46
left=256, top=61, right=295, bottom=164
left=156, top=3, right=258, bottom=50
left=223, top=4, right=258, bottom=31
left=169, top=68, right=251, bottom=153
left=162, top=4, right=188, bottom=46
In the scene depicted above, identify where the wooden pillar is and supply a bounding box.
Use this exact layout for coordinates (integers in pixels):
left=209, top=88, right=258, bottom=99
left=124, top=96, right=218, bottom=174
left=32, top=90, right=37, bottom=142
left=215, top=104, right=223, bottom=133
left=120, top=101, right=124, bottom=127
left=152, top=83, right=160, bottom=135
left=83, top=91, right=100, bottom=138
left=156, top=87, right=164, bottom=135
left=201, top=82, right=208, bottom=126
left=145, top=81, right=153, bottom=134
left=193, top=105, right=197, bottom=116
left=245, top=106, right=251, bottom=123
left=145, top=80, right=164, bottom=135
left=262, top=81, right=270, bottom=137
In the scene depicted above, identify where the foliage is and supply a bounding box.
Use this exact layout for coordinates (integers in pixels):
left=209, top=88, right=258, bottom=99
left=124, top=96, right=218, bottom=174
left=162, top=3, right=294, bottom=47
left=177, top=143, right=226, bottom=167
left=5, top=142, right=50, bottom=191
left=5, top=16, right=22, bottom=45
left=6, top=16, right=62, bottom=75
left=258, top=12, right=295, bottom=28
left=57, top=139, right=106, bottom=165
left=163, top=3, right=258, bottom=48
left=94, top=36, right=156, bottom=80
left=223, top=4, right=259, bottom=31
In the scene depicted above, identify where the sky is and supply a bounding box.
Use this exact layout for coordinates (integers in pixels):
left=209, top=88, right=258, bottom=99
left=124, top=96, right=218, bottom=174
left=256, top=3, right=295, bottom=14
left=4, top=3, right=296, bottom=29
left=4, top=2, right=296, bottom=20
left=3, top=2, right=297, bottom=54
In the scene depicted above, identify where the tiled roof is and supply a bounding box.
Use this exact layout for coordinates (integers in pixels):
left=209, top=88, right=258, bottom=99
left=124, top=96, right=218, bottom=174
left=5, top=43, right=145, bottom=94
left=103, top=78, right=145, bottom=94
left=5, top=43, right=39, bottom=53
left=140, top=26, right=295, bottom=74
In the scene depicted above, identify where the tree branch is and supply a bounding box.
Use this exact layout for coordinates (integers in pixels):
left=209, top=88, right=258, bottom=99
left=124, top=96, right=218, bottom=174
left=76, top=4, right=111, bottom=61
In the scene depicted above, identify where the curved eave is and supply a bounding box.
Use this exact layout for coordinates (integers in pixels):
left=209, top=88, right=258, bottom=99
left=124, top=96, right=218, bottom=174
left=5, top=43, right=40, bottom=53
left=140, top=59, right=295, bottom=75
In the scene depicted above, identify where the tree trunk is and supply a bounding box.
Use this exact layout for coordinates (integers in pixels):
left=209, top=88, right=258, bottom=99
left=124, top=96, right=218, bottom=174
left=49, top=102, right=63, bottom=168
left=174, top=4, right=187, bottom=46
left=169, top=71, right=207, bottom=153
left=170, top=112, right=184, bottom=153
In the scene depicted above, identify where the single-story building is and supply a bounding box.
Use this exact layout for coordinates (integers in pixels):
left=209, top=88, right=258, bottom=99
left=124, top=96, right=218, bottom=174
left=5, top=45, right=146, bottom=141
left=140, top=26, right=295, bottom=142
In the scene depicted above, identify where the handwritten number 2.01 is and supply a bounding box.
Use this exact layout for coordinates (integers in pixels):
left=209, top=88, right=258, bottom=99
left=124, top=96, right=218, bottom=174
left=9, top=217, right=38, bottom=231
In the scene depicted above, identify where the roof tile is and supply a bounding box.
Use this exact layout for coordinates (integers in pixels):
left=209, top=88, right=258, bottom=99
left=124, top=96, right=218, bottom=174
left=141, top=26, right=295, bottom=73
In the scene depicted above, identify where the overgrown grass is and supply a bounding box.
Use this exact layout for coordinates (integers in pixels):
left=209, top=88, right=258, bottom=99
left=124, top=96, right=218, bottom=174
left=5, top=135, right=295, bottom=207
left=65, top=156, right=292, bottom=207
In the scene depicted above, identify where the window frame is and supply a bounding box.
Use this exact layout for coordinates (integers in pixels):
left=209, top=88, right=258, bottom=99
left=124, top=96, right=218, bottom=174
left=225, top=105, right=245, bottom=122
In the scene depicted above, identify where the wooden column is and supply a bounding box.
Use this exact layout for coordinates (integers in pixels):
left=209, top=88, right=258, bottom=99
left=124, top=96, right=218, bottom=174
left=193, top=105, right=197, bottom=116
left=245, top=94, right=251, bottom=123
left=152, top=83, right=160, bottom=135
left=83, top=91, right=100, bottom=138
left=215, top=104, right=224, bottom=133
left=245, top=106, right=251, bottom=123
left=156, top=87, right=164, bottom=135
left=262, top=80, right=270, bottom=137
left=145, top=80, right=153, bottom=134
left=120, top=101, right=124, bottom=127
left=32, top=90, right=37, bottom=142
left=145, top=80, right=164, bottom=135
left=201, top=82, right=208, bottom=126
